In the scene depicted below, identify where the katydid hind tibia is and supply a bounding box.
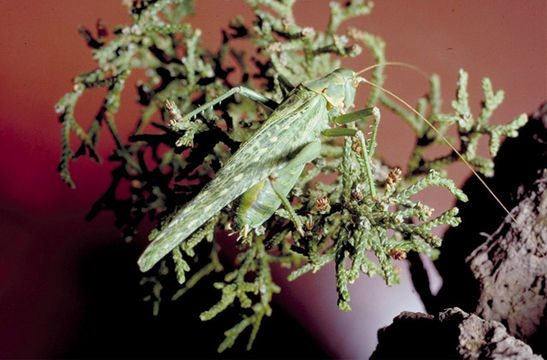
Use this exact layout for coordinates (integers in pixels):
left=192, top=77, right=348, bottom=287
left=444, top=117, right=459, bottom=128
left=138, top=68, right=373, bottom=272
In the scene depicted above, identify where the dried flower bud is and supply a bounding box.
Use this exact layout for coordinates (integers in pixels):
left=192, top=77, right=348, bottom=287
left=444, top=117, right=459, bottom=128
left=166, top=100, right=183, bottom=128
left=389, top=248, right=407, bottom=260
left=315, top=195, right=330, bottom=213
left=386, top=167, right=402, bottom=190
left=165, top=99, right=176, bottom=113
left=351, top=190, right=363, bottom=202
left=351, top=140, right=362, bottom=154
left=416, top=202, right=434, bottom=219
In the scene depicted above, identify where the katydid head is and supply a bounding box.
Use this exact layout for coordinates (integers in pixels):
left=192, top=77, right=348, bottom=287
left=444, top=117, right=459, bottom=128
left=305, top=68, right=364, bottom=113
left=305, top=64, right=427, bottom=113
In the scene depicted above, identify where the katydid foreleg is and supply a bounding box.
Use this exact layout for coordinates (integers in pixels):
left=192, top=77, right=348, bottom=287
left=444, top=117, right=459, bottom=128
left=335, top=107, right=380, bottom=157
left=321, top=107, right=377, bottom=137
left=323, top=106, right=381, bottom=196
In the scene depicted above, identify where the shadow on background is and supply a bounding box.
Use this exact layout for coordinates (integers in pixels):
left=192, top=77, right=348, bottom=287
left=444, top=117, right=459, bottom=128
left=64, top=241, right=330, bottom=359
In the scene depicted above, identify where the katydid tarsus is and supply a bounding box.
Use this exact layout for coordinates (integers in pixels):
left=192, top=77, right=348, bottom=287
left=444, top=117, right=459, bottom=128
left=137, top=65, right=515, bottom=273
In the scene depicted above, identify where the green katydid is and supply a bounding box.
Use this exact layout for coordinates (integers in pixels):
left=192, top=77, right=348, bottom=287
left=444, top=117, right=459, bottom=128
left=138, top=68, right=376, bottom=272
left=137, top=66, right=515, bottom=272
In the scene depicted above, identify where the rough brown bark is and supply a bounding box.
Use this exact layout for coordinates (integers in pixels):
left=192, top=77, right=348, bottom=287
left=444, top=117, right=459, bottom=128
left=371, top=308, right=542, bottom=359
left=468, top=171, right=546, bottom=346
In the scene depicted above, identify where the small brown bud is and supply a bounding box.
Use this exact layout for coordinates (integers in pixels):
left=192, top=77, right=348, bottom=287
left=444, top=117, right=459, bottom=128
left=315, top=195, right=330, bottom=213
left=351, top=190, right=363, bottom=202
left=165, top=99, right=175, bottom=112
left=166, top=100, right=184, bottom=128
left=416, top=202, right=434, bottom=219
left=389, top=248, right=407, bottom=260
left=351, top=140, right=362, bottom=154
left=386, top=167, right=402, bottom=190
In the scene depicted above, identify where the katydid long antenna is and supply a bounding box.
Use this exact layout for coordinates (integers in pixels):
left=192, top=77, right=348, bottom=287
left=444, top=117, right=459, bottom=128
left=356, top=61, right=430, bottom=81
left=355, top=62, right=519, bottom=225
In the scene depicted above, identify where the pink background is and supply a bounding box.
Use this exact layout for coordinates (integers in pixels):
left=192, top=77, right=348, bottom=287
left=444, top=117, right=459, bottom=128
left=0, top=1, right=545, bottom=358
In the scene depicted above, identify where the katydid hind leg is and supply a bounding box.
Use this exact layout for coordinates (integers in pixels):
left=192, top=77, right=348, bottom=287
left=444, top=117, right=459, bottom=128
left=268, top=141, right=322, bottom=234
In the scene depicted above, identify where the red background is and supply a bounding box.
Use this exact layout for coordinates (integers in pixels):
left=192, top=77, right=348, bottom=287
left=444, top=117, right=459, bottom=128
left=0, top=1, right=545, bottom=358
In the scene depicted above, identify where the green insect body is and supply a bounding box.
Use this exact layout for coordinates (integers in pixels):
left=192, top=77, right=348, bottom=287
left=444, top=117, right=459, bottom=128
left=138, top=68, right=372, bottom=272
left=236, top=141, right=321, bottom=232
